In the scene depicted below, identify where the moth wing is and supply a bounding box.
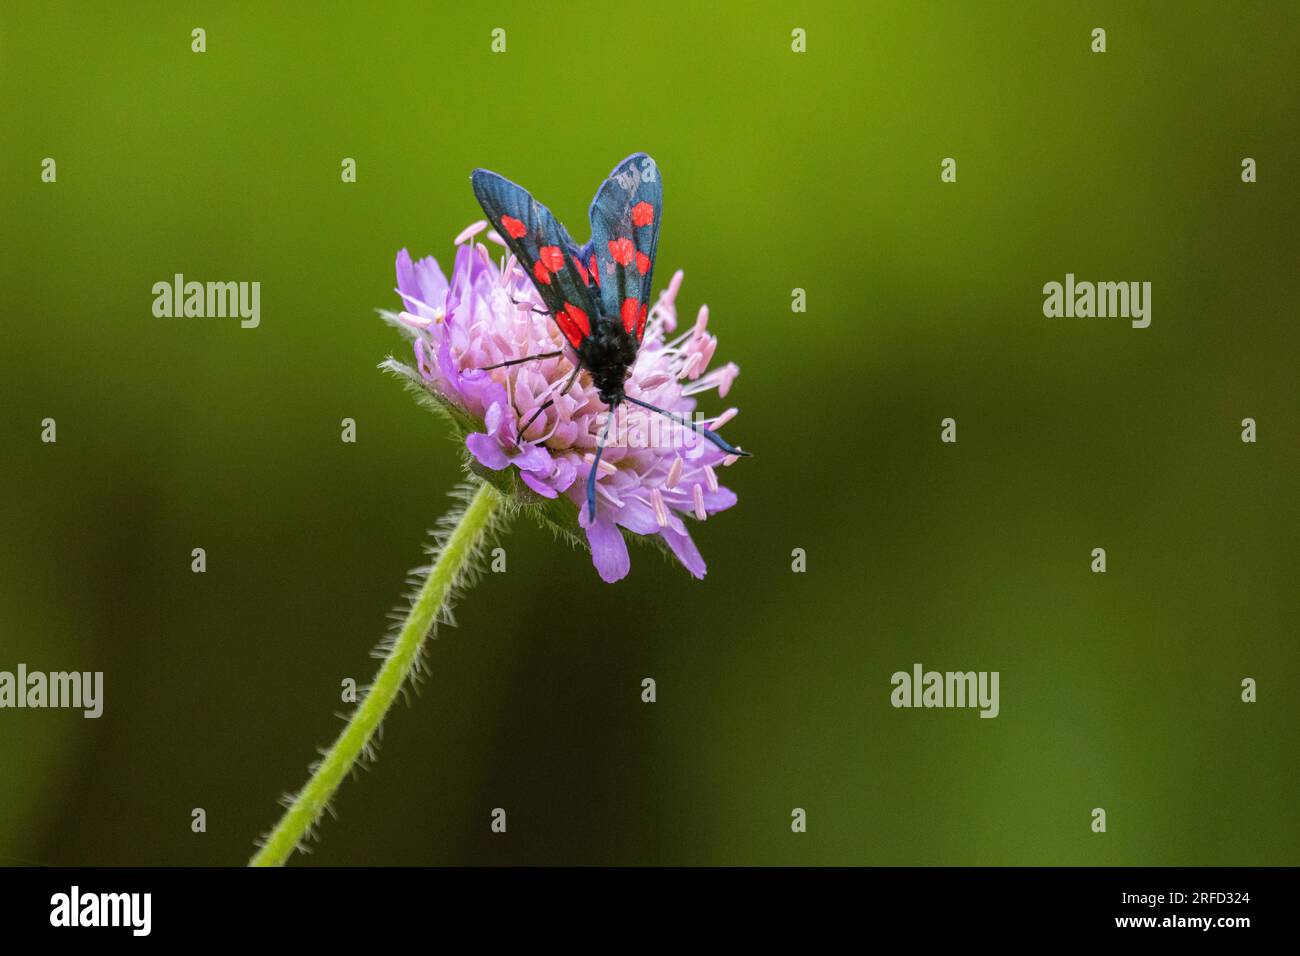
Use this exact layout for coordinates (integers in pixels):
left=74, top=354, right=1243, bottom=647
left=472, top=168, right=600, bottom=348
left=586, top=152, right=662, bottom=342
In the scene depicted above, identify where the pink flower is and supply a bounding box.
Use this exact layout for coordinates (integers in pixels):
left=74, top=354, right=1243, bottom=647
left=382, top=228, right=744, bottom=583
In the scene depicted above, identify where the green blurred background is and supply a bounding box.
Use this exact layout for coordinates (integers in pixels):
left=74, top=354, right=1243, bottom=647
left=2, top=1, right=1296, bottom=866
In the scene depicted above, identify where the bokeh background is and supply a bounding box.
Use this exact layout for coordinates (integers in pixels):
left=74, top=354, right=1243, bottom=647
left=2, top=1, right=1296, bottom=866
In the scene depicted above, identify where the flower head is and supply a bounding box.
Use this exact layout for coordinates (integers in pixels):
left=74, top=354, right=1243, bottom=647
left=383, top=224, right=744, bottom=583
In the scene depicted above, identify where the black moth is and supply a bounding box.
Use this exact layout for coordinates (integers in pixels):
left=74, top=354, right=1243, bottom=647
left=470, top=152, right=748, bottom=519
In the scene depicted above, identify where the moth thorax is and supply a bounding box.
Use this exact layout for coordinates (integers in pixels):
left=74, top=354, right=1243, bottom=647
left=592, top=362, right=631, bottom=405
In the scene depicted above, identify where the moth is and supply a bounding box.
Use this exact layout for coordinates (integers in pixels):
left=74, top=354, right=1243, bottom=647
left=471, top=153, right=748, bottom=519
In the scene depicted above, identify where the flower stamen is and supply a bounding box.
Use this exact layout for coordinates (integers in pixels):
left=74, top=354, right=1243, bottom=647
left=665, top=456, right=684, bottom=489
left=454, top=220, right=487, bottom=245
left=651, top=488, right=669, bottom=528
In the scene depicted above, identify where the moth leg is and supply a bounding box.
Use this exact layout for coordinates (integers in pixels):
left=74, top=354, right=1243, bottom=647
left=473, top=349, right=563, bottom=371
left=585, top=408, right=618, bottom=521
left=517, top=364, right=582, bottom=442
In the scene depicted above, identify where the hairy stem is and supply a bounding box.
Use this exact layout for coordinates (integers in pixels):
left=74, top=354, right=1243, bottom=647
left=249, top=481, right=502, bottom=866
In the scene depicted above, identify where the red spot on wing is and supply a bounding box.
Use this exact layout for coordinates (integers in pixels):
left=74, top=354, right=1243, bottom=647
left=608, top=237, right=635, bottom=267
left=533, top=261, right=551, bottom=285
left=621, top=297, right=639, bottom=333
left=501, top=215, right=527, bottom=239
left=636, top=302, right=648, bottom=340
left=635, top=251, right=650, bottom=275
left=554, top=310, right=583, bottom=347
left=538, top=245, right=565, bottom=273
left=589, top=255, right=600, bottom=286
left=573, top=256, right=589, bottom=285
left=564, top=302, right=591, bottom=337
left=631, top=201, right=655, bottom=227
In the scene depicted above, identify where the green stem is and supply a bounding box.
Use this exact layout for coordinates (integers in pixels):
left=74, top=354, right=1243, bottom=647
left=249, top=481, right=501, bottom=866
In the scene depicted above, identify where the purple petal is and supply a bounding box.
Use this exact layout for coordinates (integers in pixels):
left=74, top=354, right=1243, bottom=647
left=664, top=483, right=736, bottom=515
left=519, top=470, right=558, bottom=498
left=661, top=524, right=707, bottom=579
left=465, top=432, right=509, bottom=470
left=551, top=456, right=578, bottom=492
left=702, top=486, right=738, bottom=514
left=396, top=249, right=418, bottom=304
left=615, top=497, right=664, bottom=535
left=414, top=339, right=434, bottom=380
left=435, top=339, right=462, bottom=394
left=513, top=443, right=553, bottom=473
left=396, top=250, right=448, bottom=317
left=552, top=420, right=580, bottom=447
left=585, top=518, right=630, bottom=583
left=459, top=370, right=508, bottom=414
left=415, top=255, right=449, bottom=308
left=448, top=245, right=473, bottom=308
